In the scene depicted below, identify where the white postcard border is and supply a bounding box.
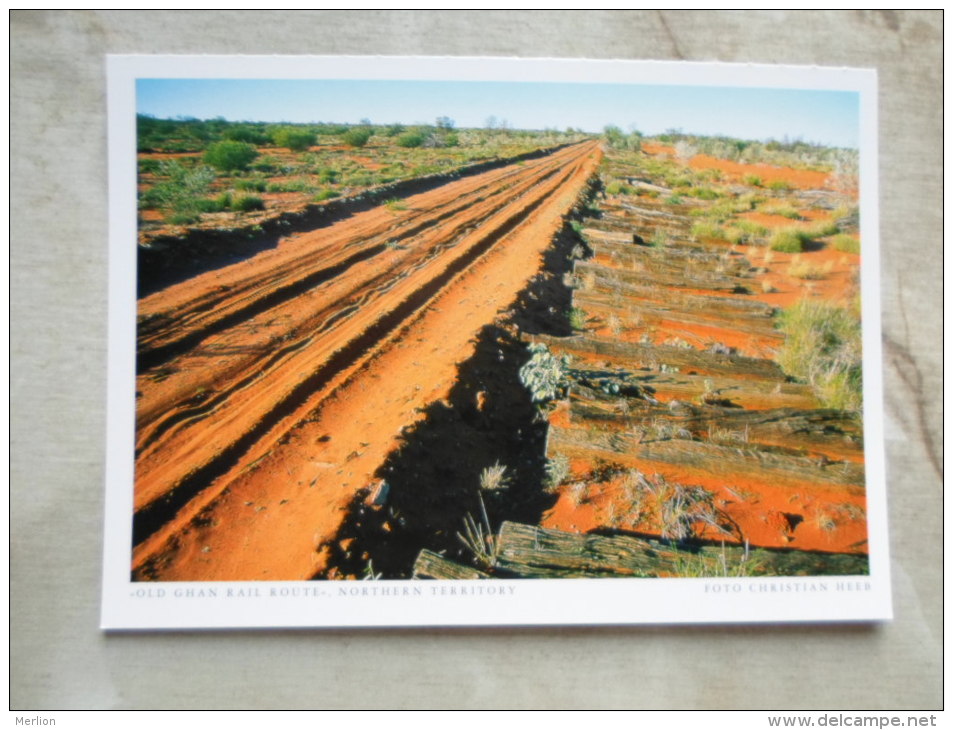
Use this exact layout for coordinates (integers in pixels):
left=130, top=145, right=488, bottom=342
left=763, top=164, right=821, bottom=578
left=102, top=55, right=889, bottom=630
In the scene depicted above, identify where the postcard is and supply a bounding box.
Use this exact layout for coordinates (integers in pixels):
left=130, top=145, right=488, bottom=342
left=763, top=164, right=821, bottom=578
left=102, top=55, right=890, bottom=629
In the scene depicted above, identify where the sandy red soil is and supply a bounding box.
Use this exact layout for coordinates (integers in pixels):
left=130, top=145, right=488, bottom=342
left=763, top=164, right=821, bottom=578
left=133, top=141, right=602, bottom=580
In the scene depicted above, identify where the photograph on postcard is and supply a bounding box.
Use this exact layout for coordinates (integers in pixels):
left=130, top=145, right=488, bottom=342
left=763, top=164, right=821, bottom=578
left=103, top=56, right=888, bottom=627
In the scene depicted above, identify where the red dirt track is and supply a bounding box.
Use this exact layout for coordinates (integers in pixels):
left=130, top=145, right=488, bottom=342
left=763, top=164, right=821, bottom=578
left=133, top=141, right=602, bottom=581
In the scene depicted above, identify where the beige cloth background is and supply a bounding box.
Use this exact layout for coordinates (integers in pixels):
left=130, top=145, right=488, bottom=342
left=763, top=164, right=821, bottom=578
left=10, top=10, right=941, bottom=709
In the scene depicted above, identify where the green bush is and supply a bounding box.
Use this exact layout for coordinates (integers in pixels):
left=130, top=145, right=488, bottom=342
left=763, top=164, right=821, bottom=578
left=396, top=132, right=425, bottom=148
left=223, top=126, right=269, bottom=145
left=831, top=234, right=860, bottom=254
left=234, top=178, right=267, bottom=192
left=138, top=158, right=162, bottom=175
left=342, top=128, right=372, bottom=148
left=568, top=307, right=587, bottom=331
left=767, top=179, right=792, bottom=192
left=605, top=180, right=634, bottom=196
left=167, top=212, right=200, bottom=225
left=272, top=127, right=316, bottom=152
left=692, top=222, right=725, bottom=240
left=233, top=195, right=265, bottom=212
left=140, top=160, right=215, bottom=216
left=777, top=298, right=862, bottom=414
left=769, top=228, right=809, bottom=253
left=314, top=189, right=340, bottom=202
left=689, top=187, right=720, bottom=200
left=203, top=141, right=259, bottom=172
left=743, top=174, right=763, bottom=186
left=195, top=192, right=232, bottom=213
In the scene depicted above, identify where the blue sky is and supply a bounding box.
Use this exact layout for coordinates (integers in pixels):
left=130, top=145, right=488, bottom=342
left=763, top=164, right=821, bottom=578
left=137, top=78, right=859, bottom=149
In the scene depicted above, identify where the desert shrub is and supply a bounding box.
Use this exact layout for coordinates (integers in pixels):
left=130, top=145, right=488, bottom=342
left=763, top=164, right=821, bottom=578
left=167, top=211, right=200, bottom=225
left=831, top=233, right=860, bottom=254
left=518, top=343, right=569, bottom=403
left=313, top=188, right=340, bottom=202
left=194, top=192, right=232, bottom=213
left=777, top=297, right=862, bottom=413
left=233, top=178, right=267, bottom=192
left=734, top=219, right=769, bottom=237
left=544, top=454, right=571, bottom=491
left=666, top=194, right=683, bottom=205
left=140, top=160, right=216, bottom=217
left=250, top=156, right=278, bottom=173
left=317, top=167, right=340, bottom=183
left=807, top=220, right=840, bottom=238
left=342, top=128, right=372, bottom=148
left=743, top=174, right=763, bottom=186
left=203, top=141, right=258, bottom=172
left=762, top=204, right=802, bottom=220
left=691, top=222, right=725, bottom=240
left=265, top=179, right=313, bottom=193
left=723, top=227, right=748, bottom=245
left=769, top=228, right=810, bottom=253
left=232, top=195, right=265, bottom=212
left=689, top=187, right=720, bottom=201
left=767, top=179, right=792, bottom=191
left=568, top=307, right=587, bottom=331
left=787, top=257, right=832, bottom=280
left=138, top=158, right=162, bottom=175
left=272, top=127, right=316, bottom=152
left=384, top=198, right=407, bottom=212
left=605, top=180, right=634, bottom=196
left=396, top=132, right=425, bottom=148
left=223, top=125, right=269, bottom=145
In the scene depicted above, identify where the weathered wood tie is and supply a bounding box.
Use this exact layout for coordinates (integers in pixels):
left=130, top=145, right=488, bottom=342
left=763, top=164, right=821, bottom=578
left=412, top=522, right=869, bottom=579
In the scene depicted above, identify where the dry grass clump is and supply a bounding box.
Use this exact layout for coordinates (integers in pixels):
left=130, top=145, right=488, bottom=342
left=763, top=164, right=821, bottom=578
left=787, top=256, right=833, bottom=280
left=770, top=228, right=810, bottom=253
left=479, top=462, right=511, bottom=491
left=777, top=297, right=862, bottom=414
left=831, top=233, right=860, bottom=254
left=691, top=221, right=725, bottom=241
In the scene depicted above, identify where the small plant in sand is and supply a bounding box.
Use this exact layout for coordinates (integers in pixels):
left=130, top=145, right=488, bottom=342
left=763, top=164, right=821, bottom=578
left=519, top=342, right=570, bottom=403
left=605, top=313, right=623, bottom=336
left=769, top=228, right=810, bottom=253
left=479, top=461, right=511, bottom=492
left=544, top=454, right=571, bottom=491
left=233, top=194, right=265, bottom=212
left=568, top=307, right=588, bottom=331
left=457, top=494, right=498, bottom=570
left=384, top=198, right=408, bottom=212
left=673, top=542, right=758, bottom=578
left=786, top=256, right=833, bottom=280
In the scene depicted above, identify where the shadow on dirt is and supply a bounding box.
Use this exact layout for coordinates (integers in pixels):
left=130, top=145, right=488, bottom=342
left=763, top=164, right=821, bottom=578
left=316, top=210, right=598, bottom=580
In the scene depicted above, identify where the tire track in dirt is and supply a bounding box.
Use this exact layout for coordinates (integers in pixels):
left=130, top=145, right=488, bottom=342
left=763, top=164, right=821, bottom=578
left=132, top=140, right=602, bottom=580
